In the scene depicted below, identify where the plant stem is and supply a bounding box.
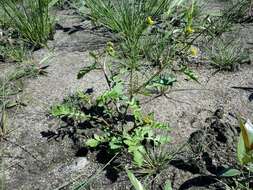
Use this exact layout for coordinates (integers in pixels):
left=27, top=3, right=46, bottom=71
left=73, top=152, right=119, bottom=190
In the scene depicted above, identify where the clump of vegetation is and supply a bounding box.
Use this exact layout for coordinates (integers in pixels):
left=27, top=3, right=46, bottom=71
left=205, top=38, right=248, bottom=71
left=0, top=18, right=29, bottom=62
left=0, top=40, right=28, bottom=63
left=224, top=0, right=252, bottom=23
left=0, top=0, right=57, bottom=48
left=51, top=85, right=171, bottom=167
left=202, top=0, right=252, bottom=38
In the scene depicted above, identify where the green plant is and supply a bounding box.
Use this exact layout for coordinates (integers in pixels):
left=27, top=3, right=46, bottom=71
left=205, top=38, right=248, bottom=71
left=51, top=44, right=188, bottom=189
left=136, top=145, right=171, bottom=174
left=85, top=1, right=204, bottom=97
left=86, top=0, right=181, bottom=38
left=0, top=6, right=11, bottom=29
left=200, top=0, right=251, bottom=39
left=0, top=75, right=23, bottom=111
left=85, top=0, right=186, bottom=67
left=51, top=81, right=171, bottom=167
left=223, top=0, right=252, bottom=23
left=0, top=0, right=58, bottom=48
left=0, top=21, right=30, bottom=62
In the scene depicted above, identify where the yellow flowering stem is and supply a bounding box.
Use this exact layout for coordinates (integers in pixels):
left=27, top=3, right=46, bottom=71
left=147, top=16, right=154, bottom=26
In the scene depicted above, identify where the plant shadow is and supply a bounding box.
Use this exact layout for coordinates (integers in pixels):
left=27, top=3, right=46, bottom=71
left=178, top=176, right=223, bottom=190
left=41, top=88, right=123, bottom=183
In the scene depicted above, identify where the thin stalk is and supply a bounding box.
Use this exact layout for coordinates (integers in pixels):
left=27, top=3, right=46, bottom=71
left=73, top=153, right=119, bottom=190
left=0, top=77, right=7, bottom=136
left=129, top=61, right=134, bottom=100
left=0, top=149, right=4, bottom=190
left=99, top=55, right=121, bottom=115
left=101, top=55, right=112, bottom=90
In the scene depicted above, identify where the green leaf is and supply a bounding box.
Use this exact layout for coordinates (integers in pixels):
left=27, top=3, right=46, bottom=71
left=77, top=91, right=91, bottom=104
left=126, top=169, right=145, bottom=190
left=219, top=168, right=241, bottom=177
left=151, top=74, right=177, bottom=87
left=133, top=149, right=144, bottom=167
left=128, top=99, right=142, bottom=122
left=5, top=101, right=19, bottom=109
left=50, top=104, right=72, bottom=117
left=247, top=163, right=253, bottom=172
left=50, top=104, right=88, bottom=121
left=124, top=139, right=137, bottom=147
left=237, top=133, right=252, bottom=165
left=152, top=122, right=170, bottom=130
left=97, top=82, right=124, bottom=105
left=77, top=64, right=96, bottom=79
left=180, top=65, right=199, bottom=82
left=85, top=138, right=100, bottom=148
left=155, top=135, right=171, bottom=145
left=109, top=137, right=123, bottom=150
left=238, top=132, right=246, bottom=164
left=164, top=180, right=173, bottom=190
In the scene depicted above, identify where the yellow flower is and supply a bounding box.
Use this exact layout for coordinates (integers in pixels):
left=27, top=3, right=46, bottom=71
left=147, top=16, right=154, bottom=26
left=107, top=46, right=114, bottom=52
left=106, top=42, right=115, bottom=56
left=143, top=115, right=153, bottom=125
left=107, top=41, right=114, bottom=48
left=107, top=46, right=115, bottom=56
left=185, top=26, right=195, bottom=34
left=190, top=46, right=198, bottom=57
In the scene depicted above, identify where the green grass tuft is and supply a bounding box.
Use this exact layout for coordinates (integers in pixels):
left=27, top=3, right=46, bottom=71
left=0, top=0, right=56, bottom=48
